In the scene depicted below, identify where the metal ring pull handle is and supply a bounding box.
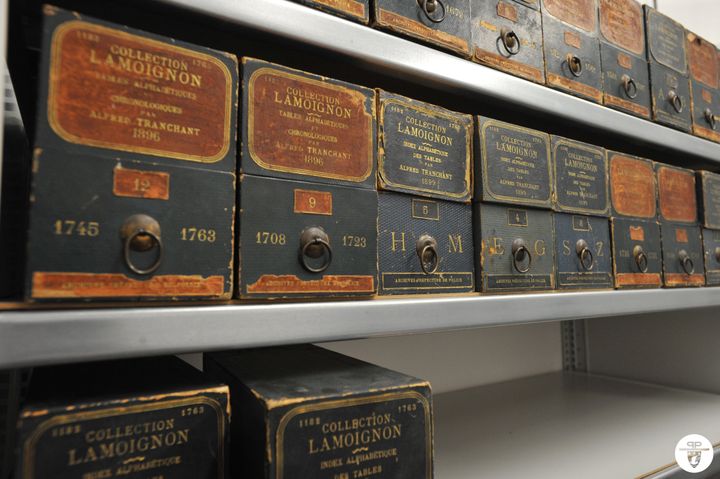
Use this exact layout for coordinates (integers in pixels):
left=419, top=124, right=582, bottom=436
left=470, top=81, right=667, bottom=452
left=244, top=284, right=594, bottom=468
left=678, top=250, right=695, bottom=276
left=715, top=246, right=720, bottom=263
left=622, top=74, right=638, bottom=99
left=633, top=245, right=648, bottom=273
left=705, top=108, right=718, bottom=130
left=500, top=28, right=521, bottom=56
left=576, top=239, right=594, bottom=271
left=120, top=214, right=163, bottom=275
left=417, top=0, right=446, bottom=23
left=416, top=235, right=439, bottom=275
left=567, top=54, right=583, bottom=77
left=299, top=227, right=332, bottom=273
left=668, top=90, right=684, bottom=113
left=511, top=238, right=532, bottom=273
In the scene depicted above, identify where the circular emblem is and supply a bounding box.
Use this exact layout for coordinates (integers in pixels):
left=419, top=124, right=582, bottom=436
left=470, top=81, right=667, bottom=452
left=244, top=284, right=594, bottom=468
left=675, top=434, right=714, bottom=473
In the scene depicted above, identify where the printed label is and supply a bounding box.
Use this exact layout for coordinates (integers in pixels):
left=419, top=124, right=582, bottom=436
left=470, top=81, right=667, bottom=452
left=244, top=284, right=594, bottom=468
left=615, top=272, right=662, bottom=287
left=294, top=189, right=333, bottom=216
left=558, top=272, right=612, bottom=288
left=554, top=139, right=608, bottom=215
left=599, top=0, right=644, bottom=55
left=629, top=225, right=645, bottom=241
left=564, top=31, right=582, bottom=49
left=547, top=74, right=603, bottom=103
left=676, top=228, right=689, bottom=243
left=412, top=199, right=440, bottom=221
left=497, top=1, right=518, bottom=22
left=474, top=49, right=545, bottom=84
left=572, top=215, right=591, bottom=231
left=701, top=173, right=720, bottom=229
left=311, top=0, right=366, bottom=19
left=543, top=0, right=596, bottom=32
left=382, top=272, right=473, bottom=290
left=276, top=391, right=431, bottom=479
left=617, top=52, right=632, bottom=69
left=484, top=274, right=553, bottom=290
left=604, top=94, right=650, bottom=118
left=687, top=33, right=719, bottom=88
left=658, top=167, right=697, bottom=223
left=113, top=167, right=170, bottom=200
left=246, top=275, right=374, bottom=294
left=702, top=89, right=713, bottom=104
left=48, top=20, right=232, bottom=163
left=610, top=155, right=656, bottom=218
left=247, top=67, right=373, bottom=182
left=377, top=9, right=469, bottom=54
left=21, top=396, right=225, bottom=479
left=647, top=9, right=687, bottom=73
left=508, top=209, right=528, bottom=227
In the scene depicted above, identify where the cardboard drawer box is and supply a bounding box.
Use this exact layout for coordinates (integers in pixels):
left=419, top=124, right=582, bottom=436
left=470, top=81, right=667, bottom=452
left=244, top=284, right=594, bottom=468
left=598, top=0, right=651, bottom=118
left=25, top=151, right=235, bottom=300
left=551, top=136, right=609, bottom=216
left=15, top=356, right=229, bottom=479
left=697, top=170, right=720, bottom=229
left=660, top=222, right=705, bottom=287
left=475, top=117, right=552, bottom=208
left=608, top=151, right=657, bottom=220
left=610, top=217, right=662, bottom=289
left=377, top=90, right=472, bottom=202
left=702, top=228, right=720, bottom=286
left=238, top=174, right=377, bottom=298
left=554, top=213, right=613, bottom=290
left=656, top=163, right=697, bottom=224
left=205, top=346, right=434, bottom=479
left=644, top=6, right=692, bottom=131
left=35, top=6, right=238, bottom=173
left=241, top=58, right=376, bottom=189
left=541, top=0, right=603, bottom=103
left=373, top=0, right=471, bottom=57
left=475, top=203, right=555, bottom=292
left=687, top=32, right=720, bottom=142
left=470, top=0, right=545, bottom=84
left=378, top=192, right=474, bottom=294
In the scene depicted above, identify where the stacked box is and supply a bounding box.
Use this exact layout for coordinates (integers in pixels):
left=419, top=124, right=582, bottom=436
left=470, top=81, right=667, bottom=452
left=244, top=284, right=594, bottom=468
left=474, top=117, right=555, bottom=292
left=373, top=0, right=471, bottom=57
left=240, top=58, right=378, bottom=298
left=644, top=6, right=692, bottom=131
left=687, top=32, right=720, bottom=143
left=541, top=0, right=603, bottom=103
left=697, top=171, right=720, bottom=286
left=13, top=356, right=230, bottom=479
left=376, top=91, right=474, bottom=294
left=26, top=6, right=238, bottom=300
left=656, top=164, right=704, bottom=287
left=598, top=0, right=651, bottom=119
left=551, top=137, right=612, bottom=290
left=608, top=152, right=662, bottom=288
left=470, top=0, right=545, bottom=84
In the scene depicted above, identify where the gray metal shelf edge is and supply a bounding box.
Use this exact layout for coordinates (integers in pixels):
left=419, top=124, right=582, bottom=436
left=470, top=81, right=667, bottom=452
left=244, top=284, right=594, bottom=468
left=156, top=0, right=720, bottom=163
left=1, top=288, right=719, bottom=368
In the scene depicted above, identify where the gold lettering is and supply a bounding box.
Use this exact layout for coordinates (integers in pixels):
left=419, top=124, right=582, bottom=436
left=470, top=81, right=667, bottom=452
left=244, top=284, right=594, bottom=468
left=534, top=239, right=546, bottom=256
left=562, top=240, right=571, bottom=256
left=489, top=237, right=505, bottom=255
left=448, top=234, right=463, bottom=253
left=391, top=232, right=406, bottom=252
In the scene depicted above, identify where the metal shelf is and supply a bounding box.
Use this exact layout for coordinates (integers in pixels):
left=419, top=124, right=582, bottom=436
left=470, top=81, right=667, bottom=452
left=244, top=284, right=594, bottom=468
left=157, top=0, right=720, bottom=164
left=0, top=288, right=719, bottom=368
left=435, top=372, right=720, bottom=479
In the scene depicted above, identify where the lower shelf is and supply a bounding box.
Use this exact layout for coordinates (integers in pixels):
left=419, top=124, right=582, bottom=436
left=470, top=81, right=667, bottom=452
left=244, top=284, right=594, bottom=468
left=434, top=372, right=720, bottom=479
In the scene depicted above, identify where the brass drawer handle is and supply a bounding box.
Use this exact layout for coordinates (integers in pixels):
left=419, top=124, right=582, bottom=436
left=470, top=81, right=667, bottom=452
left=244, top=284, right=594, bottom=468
left=668, top=90, right=684, bottom=113
left=511, top=238, right=532, bottom=273
left=622, top=74, right=638, bottom=99
left=417, top=0, right=446, bottom=23
left=120, top=214, right=163, bottom=275
left=705, top=108, right=718, bottom=130
left=576, top=239, right=594, bottom=271
left=567, top=54, right=583, bottom=77
left=299, top=227, right=332, bottom=273
left=633, top=245, right=648, bottom=273
left=678, top=249, right=695, bottom=275
left=715, top=246, right=720, bottom=263
left=416, top=234, right=439, bottom=275
left=500, top=28, right=521, bottom=56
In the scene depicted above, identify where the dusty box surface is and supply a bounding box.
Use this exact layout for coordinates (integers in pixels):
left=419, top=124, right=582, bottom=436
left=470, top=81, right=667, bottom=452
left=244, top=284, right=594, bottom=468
left=660, top=222, right=705, bottom=287
left=598, top=0, right=650, bottom=118
left=373, top=0, right=471, bottom=57
left=25, top=150, right=235, bottom=300
left=645, top=6, right=692, bottom=131
left=610, top=217, right=662, bottom=288
left=470, top=0, right=545, bottom=84
left=239, top=174, right=377, bottom=298
left=475, top=203, right=555, bottom=292
left=541, top=0, right=603, bottom=103
left=551, top=136, right=609, bottom=216
left=687, top=32, right=720, bottom=142
left=241, top=58, right=376, bottom=188
left=656, top=163, right=697, bottom=224
left=378, top=192, right=474, bottom=294
left=15, top=356, right=229, bottom=479
left=475, top=117, right=552, bottom=208
left=702, top=228, right=720, bottom=286
left=554, top=213, right=613, bottom=290
left=697, top=170, right=720, bottom=230
left=35, top=6, right=238, bottom=172
left=204, top=345, right=434, bottom=479
left=377, top=91, right=472, bottom=202
left=608, top=152, right=657, bottom=219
